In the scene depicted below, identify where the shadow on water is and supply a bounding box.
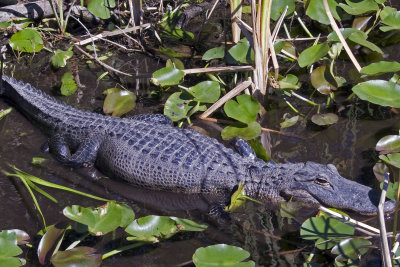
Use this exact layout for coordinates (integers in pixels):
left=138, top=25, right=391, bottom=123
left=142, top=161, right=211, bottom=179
left=1, top=45, right=399, bottom=265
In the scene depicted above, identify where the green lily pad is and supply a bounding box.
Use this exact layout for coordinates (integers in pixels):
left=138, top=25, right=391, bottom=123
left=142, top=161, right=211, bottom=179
left=376, top=135, right=400, bottom=154
left=306, top=0, right=340, bottom=25
left=298, top=43, right=330, bottom=67
left=0, top=230, right=25, bottom=267
left=60, top=72, right=77, bottom=96
left=379, top=153, right=400, bottom=168
left=226, top=38, right=254, bottom=65
left=338, top=0, right=378, bottom=15
left=361, top=61, right=400, bottom=76
left=311, top=65, right=337, bottom=94
left=221, top=121, right=261, bottom=140
left=352, top=80, right=400, bottom=108
left=9, top=28, right=43, bottom=53
left=37, top=223, right=68, bottom=265
left=187, top=81, right=220, bottom=103
left=300, top=215, right=355, bottom=250
left=166, top=58, right=185, bottom=70
left=192, top=244, right=255, bottom=267
left=50, top=247, right=102, bottom=267
left=380, top=6, right=400, bottom=32
left=311, top=113, right=338, bottom=126
left=164, top=91, right=193, bottom=121
left=51, top=49, right=73, bottom=68
left=87, top=0, right=116, bottom=19
left=278, top=74, right=301, bottom=90
left=224, top=94, right=260, bottom=124
left=103, top=88, right=137, bottom=117
left=63, top=201, right=131, bottom=236
left=331, top=238, right=371, bottom=260
left=202, top=46, right=225, bottom=61
left=151, top=67, right=185, bottom=87
left=271, top=0, right=295, bottom=21
left=0, top=107, right=12, bottom=120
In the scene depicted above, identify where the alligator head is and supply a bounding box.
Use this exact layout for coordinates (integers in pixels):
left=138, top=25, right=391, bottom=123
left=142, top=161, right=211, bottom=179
left=279, top=161, right=395, bottom=215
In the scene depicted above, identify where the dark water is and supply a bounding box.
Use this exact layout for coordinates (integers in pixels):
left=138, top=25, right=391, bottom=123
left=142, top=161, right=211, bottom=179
left=1, top=47, right=399, bottom=266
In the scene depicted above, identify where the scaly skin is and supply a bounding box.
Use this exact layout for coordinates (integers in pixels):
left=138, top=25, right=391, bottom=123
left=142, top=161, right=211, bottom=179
left=0, top=75, right=395, bottom=214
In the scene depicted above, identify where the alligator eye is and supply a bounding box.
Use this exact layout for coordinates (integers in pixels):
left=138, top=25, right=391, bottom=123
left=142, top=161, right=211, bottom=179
left=314, top=177, right=330, bottom=186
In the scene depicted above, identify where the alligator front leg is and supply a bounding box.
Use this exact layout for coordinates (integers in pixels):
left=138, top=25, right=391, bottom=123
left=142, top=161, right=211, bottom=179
left=48, top=134, right=103, bottom=167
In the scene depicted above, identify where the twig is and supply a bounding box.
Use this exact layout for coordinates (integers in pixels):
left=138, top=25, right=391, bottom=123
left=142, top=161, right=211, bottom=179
left=378, top=173, right=392, bottom=267
left=322, top=0, right=361, bottom=72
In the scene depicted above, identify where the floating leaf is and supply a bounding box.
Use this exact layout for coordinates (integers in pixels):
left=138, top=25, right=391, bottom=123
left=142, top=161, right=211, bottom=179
left=9, top=28, right=43, bottom=53
left=361, top=61, right=400, bottom=76
left=280, top=115, right=299, bottom=128
left=193, top=244, right=255, bottom=267
left=151, top=67, right=185, bottom=87
left=352, top=80, right=400, bottom=108
left=338, top=0, right=378, bottom=15
left=164, top=91, right=193, bottom=121
left=60, top=72, right=77, bottom=96
left=270, top=0, right=295, bottom=21
left=311, top=113, right=338, bottom=126
left=331, top=238, right=372, bottom=260
left=187, top=81, right=220, bottom=103
left=226, top=38, right=254, bottom=65
left=311, top=65, right=337, bottom=94
left=221, top=121, right=261, bottom=140
left=0, top=230, right=25, bottom=267
left=51, top=247, right=102, bottom=267
left=379, top=153, right=400, bottom=169
left=0, top=107, right=12, bottom=120
left=306, top=0, right=340, bottom=25
left=202, top=46, right=225, bottom=61
left=376, top=135, right=400, bottom=154
left=87, top=0, right=116, bottom=19
left=224, top=94, right=260, bottom=124
left=103, top=88, right=136, bottom=117
left=298, top=43, right=330, bottom=67
left=51, top=49, right=73, bottom=68
left=37, top=223, right=68, bottom=265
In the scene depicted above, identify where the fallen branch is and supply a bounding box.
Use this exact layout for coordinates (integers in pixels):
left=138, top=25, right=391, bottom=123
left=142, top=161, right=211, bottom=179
left=379, top=173, right=392, bottom=267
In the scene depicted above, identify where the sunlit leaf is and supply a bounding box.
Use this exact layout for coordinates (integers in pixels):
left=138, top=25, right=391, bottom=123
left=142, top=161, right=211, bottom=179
left=60, top=72, right=77, bottom=96
left=226, top=38, right=254, bottom=65
left=0, top=107, right=12, bottom=120
left=51, top=49, right=73, bottom=68
left=225, top=182, right=247, bottom=212
left=331, top=238, right=372, bottom=260
left=280, top=115, right=299, bottom=128
left=0, top=230, right=24, bottom=267
left=224, top=94, right=260, bottom=124
left=338, top=0, right=378, bottom=15
left=270, top=0, right=295, bottom=21
left=352, top=80, right=400, bottom=108
left=379, top=153, right=400, bottom=168
left=306, top=0, right=340, bottom=25
left=193, top=244, right=255, bottom=267
left=151, top=67, right=185, bottom=87
left=103, top=88, right=136, bottom=117
left=164, top=91, right=193, bottom=121
left=311, top=113, right=338, bottom=126
left=166, top=58, right=185, bottom=70
left=202, top=46, right=225, bottom=61
left=376, top=135, right=400, bottom=154
left=380, top=6, right=400, bottom=32
left=298, top=43, right=330, bottom=67
left=9, top=28, right=43, bottom=53
left=221, top=121, right=261, bottom=140
left=87, top=0, right=115, bottom=19
left=51, top=247, right=102, bottom=267
left=187, top=81, right=220, bottom=103
left=361, top=61, right=400, bottom=76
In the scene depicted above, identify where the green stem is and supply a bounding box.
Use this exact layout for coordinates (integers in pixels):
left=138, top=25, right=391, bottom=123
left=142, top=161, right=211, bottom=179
left=294, top=11, right=314, bottom=38
left=102, top=243, right=145, bottom=260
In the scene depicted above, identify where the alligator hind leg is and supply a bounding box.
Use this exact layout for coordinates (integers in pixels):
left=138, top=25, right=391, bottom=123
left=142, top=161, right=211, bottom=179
left=48, top=134, right=103, bottom=167
left=130, top=114, right=173, bottom=125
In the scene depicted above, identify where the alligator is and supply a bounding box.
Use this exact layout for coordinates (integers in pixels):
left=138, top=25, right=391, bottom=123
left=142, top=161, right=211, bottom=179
left=0, top=75, right=395, bottom=215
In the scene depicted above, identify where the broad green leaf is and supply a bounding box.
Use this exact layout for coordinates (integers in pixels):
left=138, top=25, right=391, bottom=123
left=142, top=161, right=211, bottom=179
left=352, top=80, right=400, bottom=107
left=202, top=46, right=225, bottom=61
left=224, top=94, right=260, bottom=124
left=63, top=201, right=123, bottom=235
left=380, top=6, right=400, bottom=32
left=51, top=49, right=73, bottom=68
left=0, top=107, right=12, bottom=120
left=221, top=121, right=261, bottom=140
left=298, top=43, right=330, bottom=67
left=278, top=74, right=301, bottom=90
left=300, top=216, right=354, bottom=250
left=311, top=65, right=337, bottom=94
left=306, top=0, right=340, bottom=25
left=328, top=28, right=383, bottom=54
left=50, top=247, right=102, bottom=267
left=379, top=182, right=399, bottom=200
left=248, top=139, right=271, bottom=162
left=331, top=238, right=372, bottom=260
left=226, top=38, right=254, bottom=65
left=270, top=0, right=295, bottom=21
left=166, top=58, right=185, bottom=70
left=280, top=115, right=299, bottom=128
left=118, top=203, right=135, bottom=228
left=361, top=61, right=400, bottom=75
left=164, top=91, right=193, bottom=121
left=37, top=224, right=68, bottom=265
left=187, top=81, right=220, bottom=103
left=0, top=230, right=24, bottom=267
left=193, top=244, right=255, bottom=267
left=338, top=0, right=378, bottom=15
left=87, top=0, right=116, bottom=19
left=9, top=28, right=43, bottom=53
left=311, top=113, right=339, bottom=126
left=60, top=72, right=77, bottom=96
left=103, top=89, right=136, bottom=117
left=151, top=67, right=185, bottom=87
left=376, top=135, right=400, bottom=154
left=5, top=230, right=29, bottom=246
left=379, top=153, right=400, bottom=168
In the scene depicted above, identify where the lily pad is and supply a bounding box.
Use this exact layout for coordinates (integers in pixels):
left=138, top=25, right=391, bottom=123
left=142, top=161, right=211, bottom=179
left=60, top=72, right=77, bottom=96
left=298, top=43, right=330, bottom=67
left=352, top=80, right=400, bottom=108
left=221, top=121, right=261, bottom=140
left=50, top=247, right=102, bottom=267
left=0, top=230, right=25, bottom=267
left=87, top=0, right=116, bottom=19
left=226, top=38, right=254, bottom=65
left=331, top=238, right=371, bottom=261
left=103, top=88, right=137, bottom=117
left=192, top=244, right=255, bottom=267
left=166, top=58, right=185, bottom=70
left=151, top=67, right=185, bottom=87
left=51, top=49, right=73, bottom=68
left=224, top=95, right=260, bottom=124
left=311, top=65, right=337, bottom=94
left=379, top=153, right=400, bottom=169
left=360, top=61, right=400, bottom=76
left=187, top=81, right=220, bottom=103
left=164, top=91, right=193, bottom=121
left=311, top=113, right=338, bottom=126
left=376, top=135, right=400, bottom=154
left=9, top=28, right=43, bottom=53
left=202, top=46, right=225, bottom=61
left=306, top=0, right=340, bottom=25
